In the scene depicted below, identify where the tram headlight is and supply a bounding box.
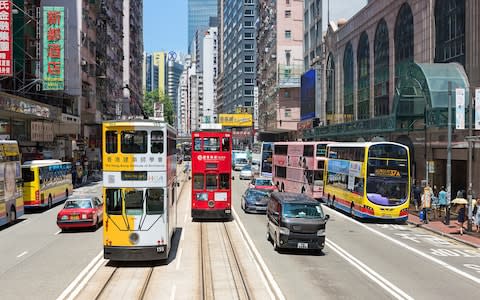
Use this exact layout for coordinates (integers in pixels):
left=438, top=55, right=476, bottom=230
left=129, top=233, right=139, bottom=245
left=316, top=229, right=325, bottom=237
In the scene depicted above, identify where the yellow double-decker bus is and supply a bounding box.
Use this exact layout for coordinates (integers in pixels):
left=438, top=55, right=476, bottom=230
left=0, top=141, right=23, bottom=226
left=323, top=142, right=410, bottom=222
left=21, top=160, right=73, bottom=209
left=102, top=120, right=178, bottom=261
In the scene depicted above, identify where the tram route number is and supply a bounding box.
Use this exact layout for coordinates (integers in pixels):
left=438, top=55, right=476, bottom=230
left=430, top=248, right=480, bottom=257
left=157, top=246, right=165, bottom=253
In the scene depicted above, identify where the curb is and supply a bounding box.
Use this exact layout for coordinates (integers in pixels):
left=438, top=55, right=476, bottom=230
left=407, top=220, right=480, bottom=249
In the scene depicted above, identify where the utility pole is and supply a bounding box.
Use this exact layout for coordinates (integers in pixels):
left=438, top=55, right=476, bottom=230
left=466, top=89, right=474, bottom=232
left=446, top=81, right=452, bottom=224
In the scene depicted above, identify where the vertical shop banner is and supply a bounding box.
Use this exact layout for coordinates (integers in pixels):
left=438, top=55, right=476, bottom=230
left=42, top=7, right=64, bottom=90
left=0, top=0, right=12, bottom=76
left=455, top=88, right=465, bottom=130
left=475, top=88, right=480, bottom=130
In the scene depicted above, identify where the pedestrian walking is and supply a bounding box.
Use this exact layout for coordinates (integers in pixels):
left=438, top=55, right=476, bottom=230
left=438, top=186, right=447, bottom=218
left=474, top=198, right=480, bottom=233
left=456, top=203, right=466, bottom=235
left=421, top=184, right=433, bottom=224
left=413, top=182, right=421, bottom=211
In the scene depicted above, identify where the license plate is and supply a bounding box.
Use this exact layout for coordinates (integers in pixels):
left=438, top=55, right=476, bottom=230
left=156, top=246, right=165, bottom=253
left=71, top=215, right=79, bottom=220
left=225, top=209, right=231, bottom=214
left=297, top=242, right=308, bottom=249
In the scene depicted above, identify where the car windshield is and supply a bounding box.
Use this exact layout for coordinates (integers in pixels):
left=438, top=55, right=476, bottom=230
left=64, top=200, right=92, bottom=209
left=246, top=189, right=268, bottom=199
left=283, top=203, right=324, bottom=219
left=256, top=179, right=272, bottom=186
left=242, top=165, right=251, bottom=171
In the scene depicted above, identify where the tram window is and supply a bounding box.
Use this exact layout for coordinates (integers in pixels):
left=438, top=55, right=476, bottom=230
left=125, top=189, right=143, bottom=215
left=222, top=137, right=230, bottom=151
left=106, top=189, right=122, bottom=215
left=151, top=131, right=164, bottom=153
left=106, top=131, right=118, bottom=153
left=219, top=173, right=230, bottom=189
left=193, top=174, right=204, bottom=190
left=194, top=138, right=201, bottom=151
left=121, top=131, right=147, bottom=153
left=203, top=138, right=220, bottom=151
left=303, top=145, right=314, bottom=157
left=206, top=174, right=218, bottom=190
left=146, top=188, right=164, bottom=215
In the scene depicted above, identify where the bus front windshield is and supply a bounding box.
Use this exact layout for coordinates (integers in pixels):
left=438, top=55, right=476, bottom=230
left=366, top=178, right=408, bottom=206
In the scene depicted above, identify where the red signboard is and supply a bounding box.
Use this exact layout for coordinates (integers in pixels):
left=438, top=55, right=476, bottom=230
left=0, top=0, right=12, bottom=76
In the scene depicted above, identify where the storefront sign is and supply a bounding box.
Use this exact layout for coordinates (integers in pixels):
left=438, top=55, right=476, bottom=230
left=0, top=0, right=12, bottom=76
left=297, top=119, right=313, bottom=131
left=43, top=6, right=64, bottom=90
left=219, top=114, right=253, bottom=127
left=0, top=93, right=53, bottom=118
left=455, top=88, right=465, bottom=130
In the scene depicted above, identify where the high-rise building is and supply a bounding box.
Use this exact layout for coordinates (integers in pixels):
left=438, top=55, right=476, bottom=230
left=220, top=0, right=257, bottom=114
left=188, top=0, right=217, bottom=53
left=257, top=0, right=304, bottom=139
left=145, top=54, right=159, bottom=92
left=167, top=59, right=184, bottom=121
left=152, top=52, right=167, bottom=94
left=198, top=27, right=218, bottom=123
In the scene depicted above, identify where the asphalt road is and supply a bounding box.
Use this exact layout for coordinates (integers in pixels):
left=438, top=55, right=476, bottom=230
left=232, top=172, right=480, bottom=300
left=0, top=182, right=103, bottom=300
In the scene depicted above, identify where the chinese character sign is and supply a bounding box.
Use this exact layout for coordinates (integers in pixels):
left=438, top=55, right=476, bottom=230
left=42, top=7, right=64, bottom=90
left=455, top=88, right=465, bottom=130
left=0, top=0, right=12, bottom=76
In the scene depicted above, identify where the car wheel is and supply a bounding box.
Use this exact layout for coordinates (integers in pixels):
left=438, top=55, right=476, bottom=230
left=266, top=230, right=272, bottom=242
left=9, top=207, right=16, bottom=224
left=48, top=195, right=53, bottom=209
left=273, top=235, right=279, bottom=251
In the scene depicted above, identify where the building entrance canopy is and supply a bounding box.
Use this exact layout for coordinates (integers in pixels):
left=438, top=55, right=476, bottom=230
left=395, top=62, right=470, bottom=127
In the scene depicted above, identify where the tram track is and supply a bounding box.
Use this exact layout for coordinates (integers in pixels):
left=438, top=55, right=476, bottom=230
left=200, top=222, right=251, bottom=300
left=93, top=265, right=154, bottom=300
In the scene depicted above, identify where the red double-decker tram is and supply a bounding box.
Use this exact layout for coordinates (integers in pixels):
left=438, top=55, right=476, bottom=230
left=191, top=130, right=233, bottom=219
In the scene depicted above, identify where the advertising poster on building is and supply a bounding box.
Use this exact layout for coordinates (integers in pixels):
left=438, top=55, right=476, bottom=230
left=42, top=6, right=64, bottom=90
left=455, top=88, right=465, bottom=130
left=476, top=88, right=480, bottom=130
left=0, top=0, right=12, bottom=76
left=218, top=114, right=253, bottom=127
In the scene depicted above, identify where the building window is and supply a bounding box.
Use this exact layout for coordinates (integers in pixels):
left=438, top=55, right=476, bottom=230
left=357, top=32, right=370, bottom=120
left=285, top=30, right=292, bottom=39
left=374, top=19, right=389, bottom=116
left=244, top=32, right=253, bottom=39
left=244, top=21, right=253, bottom=27
left=326, top=53, right=335, bottom=124
left=245, top=43, right=253, bottom=50
left=285, top=50, right=291, bottom=66
left=285, top=108, right=292, bottom=118
left=245, top=9, right=253, bottom=16
left=343, top=43, right=354, bottom=122
left=285, top=10, right=291, bottom=18
left=244, top=55, right=253, bottom=62
left=244, top=78, right=254, bottom=84
left=434, top=0, right=465, bottom=65
left=245, top=66, right=253, bottom=73
left=286, top=0, right=290, bottom=4
left=394, top=3, right=414, bottom=66
left=245, top=89, right=253, bottom=95
left=284, top=91, right=290, bottom=98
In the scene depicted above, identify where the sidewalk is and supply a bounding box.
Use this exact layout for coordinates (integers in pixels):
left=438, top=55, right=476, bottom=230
left=407, top=211, right=480, bottom=249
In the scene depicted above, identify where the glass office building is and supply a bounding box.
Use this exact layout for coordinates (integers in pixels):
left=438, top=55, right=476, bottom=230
left=188, top=0, right=218, bottom=53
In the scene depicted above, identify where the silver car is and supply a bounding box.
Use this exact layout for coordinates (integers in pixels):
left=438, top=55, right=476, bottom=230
left=239, top=165, right=253, bottom=180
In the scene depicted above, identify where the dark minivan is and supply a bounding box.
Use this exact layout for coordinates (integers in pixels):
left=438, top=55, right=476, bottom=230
left=266, top=192, right=329, bottom=252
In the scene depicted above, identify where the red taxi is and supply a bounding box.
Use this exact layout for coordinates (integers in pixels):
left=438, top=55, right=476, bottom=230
left=57, top=197, right=103, bottom=231
left=249, top=177, right=277, bottom=191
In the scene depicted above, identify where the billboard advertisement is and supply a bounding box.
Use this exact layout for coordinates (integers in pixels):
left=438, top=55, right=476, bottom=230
left=42, top=6, right=64, bottom=90
left=0, top=0, right=12, bottom=76
left=300, top=69, right=316, bottom=121
left=218, top=114, right=253, bottom=127
left=455, top=88, right=465, bottom=130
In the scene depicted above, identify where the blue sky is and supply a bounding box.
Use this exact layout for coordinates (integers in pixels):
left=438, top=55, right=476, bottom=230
left=143, top=0, right=187, bottom=54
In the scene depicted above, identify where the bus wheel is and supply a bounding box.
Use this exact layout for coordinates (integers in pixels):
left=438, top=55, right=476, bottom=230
left=9, top=207, right=16, bottom=224
left=48, top=195, right=53, bottom=208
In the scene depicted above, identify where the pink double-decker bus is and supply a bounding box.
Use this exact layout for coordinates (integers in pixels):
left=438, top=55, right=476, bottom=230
left=272, top=141, right=329, bottom=199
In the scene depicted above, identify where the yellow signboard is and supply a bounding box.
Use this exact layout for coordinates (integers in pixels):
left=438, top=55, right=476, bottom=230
left=218, top=114, right=253, bottom=127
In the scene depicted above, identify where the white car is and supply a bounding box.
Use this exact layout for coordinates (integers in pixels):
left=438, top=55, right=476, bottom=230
left=239, top=165, right=253, bottom=180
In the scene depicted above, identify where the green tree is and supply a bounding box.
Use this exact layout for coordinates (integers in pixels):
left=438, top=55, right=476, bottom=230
left=143, top=89, right=175, bottom=126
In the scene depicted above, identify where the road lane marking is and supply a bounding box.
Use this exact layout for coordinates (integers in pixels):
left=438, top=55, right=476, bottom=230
left=56, top=251, right=103, bottom=300
left=183, top=214, right=188, bottom=224
left=232, top=207, right=284, bottom=300
left=180, top=229, right=185, bottom=241
left=66, top=257, right=106, bottom=300
left=325, top=207, right=480, bottom=285
left=327, top=239, right=413, bottom=300
left=17, top=251, right=28, bottom=258
left=170, top=284, right=176, bottom=300
left=54, top=230, right=62, bottom=235
left=176, top=247, right=183, bottom=270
